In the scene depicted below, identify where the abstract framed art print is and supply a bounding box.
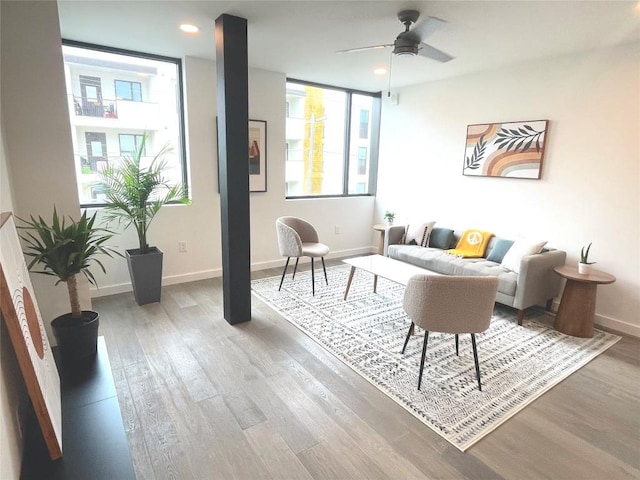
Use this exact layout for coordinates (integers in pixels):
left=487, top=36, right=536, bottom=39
left=463, top=120, right=549, bottom=179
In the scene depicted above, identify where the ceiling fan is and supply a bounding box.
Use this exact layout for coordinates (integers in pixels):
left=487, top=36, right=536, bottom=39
left=336, top=10, right=454, bottom=63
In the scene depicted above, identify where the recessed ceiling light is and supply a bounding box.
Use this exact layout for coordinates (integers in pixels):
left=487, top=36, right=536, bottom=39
left=374, top=67, right=388, bottom=76
left=180, top=24, right=199, bottom=34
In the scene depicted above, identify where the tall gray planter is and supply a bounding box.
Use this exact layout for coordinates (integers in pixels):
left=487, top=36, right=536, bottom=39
left=126, top=247, right=163, bottom=305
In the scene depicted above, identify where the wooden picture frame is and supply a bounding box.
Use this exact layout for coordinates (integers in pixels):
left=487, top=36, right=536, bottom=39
left=463, top=120, right=549, bottom=179
left=0, top=212, right=63, bottom=459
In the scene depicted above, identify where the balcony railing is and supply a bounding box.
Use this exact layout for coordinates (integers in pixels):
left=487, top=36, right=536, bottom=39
left=72, top=96, right=118, bottom=119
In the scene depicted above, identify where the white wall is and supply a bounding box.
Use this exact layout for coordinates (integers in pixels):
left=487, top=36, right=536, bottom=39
left=1, top=0, right=91, bottom=335
left=377, top=43, right=640, bottom=335
left=91, top=56, right=376, bottom=296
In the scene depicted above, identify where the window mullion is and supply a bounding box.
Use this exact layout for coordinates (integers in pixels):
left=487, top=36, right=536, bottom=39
left=343, top=92, right=352, bottom=195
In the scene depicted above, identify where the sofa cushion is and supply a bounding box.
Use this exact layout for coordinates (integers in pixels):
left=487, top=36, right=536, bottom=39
left=446, top=229, right=494, bottom=258
left=501, top=239, right=548, bottom=273
left=387, top=244, right=517, bottom=296
left=486, top=238, right=515, bottom=263
left=429, top=228, right=455, bottom=249
left=404, top=221, right=436, bottom=247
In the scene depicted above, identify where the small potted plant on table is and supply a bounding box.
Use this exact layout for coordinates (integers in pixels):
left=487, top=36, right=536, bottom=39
left=384, top=210, right=396, bottom=225
left=578, top=243, right=595, bottom=274
left=19, top=208, right=119, bottom=360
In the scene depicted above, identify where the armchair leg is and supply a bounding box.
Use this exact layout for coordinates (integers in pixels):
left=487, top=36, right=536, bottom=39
left=455, top=334, right=459, bottom=356
left=401, top=322, right=415, bottom=354
left=418, top=331, right=429, bottom=391
left=292, top=257, right=300, bottom=279
left=471, top=333, right=482, bottom=391
left=321, top=257, right=328, bottom=285
left=517, top=309, right=525, bottom=325
left=279, top=257, right=290, bottom=291
left=311, top=258, right=315, bottom=296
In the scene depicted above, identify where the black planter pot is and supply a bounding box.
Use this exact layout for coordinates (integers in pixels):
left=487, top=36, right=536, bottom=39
left=126, top=247, right=163, bottom=305
left=51, top=310, right=99, bottom=360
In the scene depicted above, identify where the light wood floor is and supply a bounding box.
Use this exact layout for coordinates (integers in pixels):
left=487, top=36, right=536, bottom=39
left=94, top=260, right=640, bottom=480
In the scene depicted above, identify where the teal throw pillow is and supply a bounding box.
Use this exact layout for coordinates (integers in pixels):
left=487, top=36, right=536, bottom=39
left=429, top=228, right=455, bottom=249
left=486, top=239, right=515, bottom=263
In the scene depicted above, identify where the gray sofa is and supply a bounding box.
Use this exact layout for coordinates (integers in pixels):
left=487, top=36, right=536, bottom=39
left=384, top=226, right=567, bottom=324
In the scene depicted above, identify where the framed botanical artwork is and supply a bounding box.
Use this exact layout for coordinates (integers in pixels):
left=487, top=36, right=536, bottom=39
left=463, top=120, right=549, bottom=179
left=216, top=118, right=267, bottom=193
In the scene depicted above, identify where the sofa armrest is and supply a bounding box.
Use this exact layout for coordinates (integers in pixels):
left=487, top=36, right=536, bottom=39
left=514, top=249, right=567, bottom=310
left=383, top=225, right=406, bottom=256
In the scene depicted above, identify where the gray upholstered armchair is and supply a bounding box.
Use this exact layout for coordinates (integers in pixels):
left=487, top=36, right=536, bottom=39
left=275, top=216, right=330, bottom=295
left=401, top=274, right=498, bottom=391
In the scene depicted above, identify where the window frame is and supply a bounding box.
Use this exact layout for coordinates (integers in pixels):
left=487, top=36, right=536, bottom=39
left=114, top=79, right=143, bottom=102
left=62, top=39, right=188, bottom=208
left=285, top=78, right=381, bottom=199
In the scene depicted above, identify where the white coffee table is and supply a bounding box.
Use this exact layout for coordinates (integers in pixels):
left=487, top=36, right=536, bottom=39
left=342, top=254, right=439, bottom=300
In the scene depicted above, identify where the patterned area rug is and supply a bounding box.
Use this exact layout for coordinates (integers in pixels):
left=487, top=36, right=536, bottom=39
left=251, top=263, right=621, bottom=451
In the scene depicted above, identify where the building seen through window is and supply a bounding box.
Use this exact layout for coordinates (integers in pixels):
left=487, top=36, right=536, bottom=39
left=285, top=80, right=380, bottom=197
left=62, top=42, right=186, bottom=206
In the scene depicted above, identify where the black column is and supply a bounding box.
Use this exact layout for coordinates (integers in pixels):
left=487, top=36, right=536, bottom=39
left=215, top=14, right=251, bottom=324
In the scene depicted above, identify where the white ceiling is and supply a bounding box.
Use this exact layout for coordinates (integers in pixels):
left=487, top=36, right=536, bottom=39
left=58, top=1, right=640, bottom=92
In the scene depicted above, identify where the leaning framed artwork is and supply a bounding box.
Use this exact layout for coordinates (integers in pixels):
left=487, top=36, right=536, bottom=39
left=463, top=120, right=549, bottom=179
left=0, top=212, right=63, bottom=459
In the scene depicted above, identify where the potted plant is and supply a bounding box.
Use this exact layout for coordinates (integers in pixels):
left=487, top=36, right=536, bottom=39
left=384, top=210, right=396, bottom=225
left=18, top=208, right=119, bottom=360
left=96, top=132, right=188, bottom=305
left=578, top=243, right=595, bottom=274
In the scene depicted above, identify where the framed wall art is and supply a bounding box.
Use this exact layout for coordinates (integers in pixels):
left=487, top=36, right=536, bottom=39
left=248, top=119, right=267, bottom=192
left=463, top=120, right=549, bottom=179
left=216, top=119, right=267, bottom=193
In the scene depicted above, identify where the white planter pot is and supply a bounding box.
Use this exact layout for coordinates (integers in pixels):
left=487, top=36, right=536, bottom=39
left=578, top=262, right=592, bottom=275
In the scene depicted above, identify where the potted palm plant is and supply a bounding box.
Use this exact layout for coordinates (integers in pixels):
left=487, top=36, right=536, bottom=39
left=96, top=132, right=188, bottom=305
left=18, top=208, right=119, bottom=360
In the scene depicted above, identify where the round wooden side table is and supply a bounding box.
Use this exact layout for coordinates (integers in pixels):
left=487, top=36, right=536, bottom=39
left=373, top=223, right=388, bottom=255
left=553, top=265, right=615, bottom=338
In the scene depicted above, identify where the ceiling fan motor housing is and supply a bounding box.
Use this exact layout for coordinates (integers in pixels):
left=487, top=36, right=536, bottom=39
left=393, top=34, right=419, bottom=56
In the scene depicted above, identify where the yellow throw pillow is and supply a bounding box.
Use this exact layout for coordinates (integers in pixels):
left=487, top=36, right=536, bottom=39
left=446, top=229, right=494, bottom=258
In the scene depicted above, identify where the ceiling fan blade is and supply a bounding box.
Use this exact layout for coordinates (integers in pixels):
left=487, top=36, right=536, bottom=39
left=336, top=44, right=392, bottom=54
left=411, top=16, right=446, bottom=42
left=417, top=43, right=455, bottom=63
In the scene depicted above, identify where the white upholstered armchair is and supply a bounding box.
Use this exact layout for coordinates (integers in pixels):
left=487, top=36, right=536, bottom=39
left=275, top=216, right=330, bottom=295
left=401, top=274, right=498, bottom=391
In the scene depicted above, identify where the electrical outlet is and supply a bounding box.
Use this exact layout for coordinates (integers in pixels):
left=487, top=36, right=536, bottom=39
left=334, top=225, right=341, bottom=235
left=178, top=241, right=187, bottom=253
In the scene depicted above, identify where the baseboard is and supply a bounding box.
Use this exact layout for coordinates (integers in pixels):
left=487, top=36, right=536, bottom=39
left=594, top=314, right=640, bottom=338
left=90, top=247, right=376, bottom=299
left=548, top=299, right=638, bottom=338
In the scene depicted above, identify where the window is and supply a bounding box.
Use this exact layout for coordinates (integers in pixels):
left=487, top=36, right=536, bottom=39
left=359, top=109, right=369, bottom=139
left=119, top=134, right=145, bottom=156
left=62, top=41, right=187, bottom=207
left=115, top=80, right=142, bottom=102
left=285, top=80, right=380, bottom=197
left=357, top=147, right=367, bottom=175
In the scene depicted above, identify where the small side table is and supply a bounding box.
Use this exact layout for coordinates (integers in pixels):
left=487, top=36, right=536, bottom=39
left=553, top=265, right=615, bottom=338
left=373, top=223, right=388, bottom=255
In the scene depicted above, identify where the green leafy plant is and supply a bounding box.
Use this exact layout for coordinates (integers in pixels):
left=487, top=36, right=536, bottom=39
left=580, top=243, right=595, bottom=264
left=18, top=208, right=120, bottom=319
left=96, top=133, right=189, bottom=254
left=384, top=210, right=396, bottom=222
